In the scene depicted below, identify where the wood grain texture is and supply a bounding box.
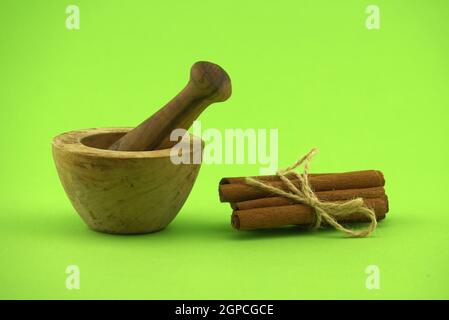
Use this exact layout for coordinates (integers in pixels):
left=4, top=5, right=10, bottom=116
left=52, top=128, right=203, bottom=234
left=108, top=61, right=232, bottom=151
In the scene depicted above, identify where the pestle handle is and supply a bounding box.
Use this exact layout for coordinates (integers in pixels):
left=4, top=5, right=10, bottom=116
left=108, top=61, right=232, bottom=151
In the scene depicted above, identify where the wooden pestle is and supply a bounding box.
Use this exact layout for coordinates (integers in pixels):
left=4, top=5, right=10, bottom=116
left=108, top=61, right=232, bottom=151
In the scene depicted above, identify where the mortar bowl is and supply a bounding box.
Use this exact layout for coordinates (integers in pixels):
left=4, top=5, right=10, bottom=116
left=52, top=127, right=204, bottom=234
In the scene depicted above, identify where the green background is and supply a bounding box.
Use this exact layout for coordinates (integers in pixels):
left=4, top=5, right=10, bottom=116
left=1, top=0, right=448, bottom=299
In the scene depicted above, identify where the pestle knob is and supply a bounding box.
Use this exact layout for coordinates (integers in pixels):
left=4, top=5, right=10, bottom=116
left=108, top=61, right=232, bottom=151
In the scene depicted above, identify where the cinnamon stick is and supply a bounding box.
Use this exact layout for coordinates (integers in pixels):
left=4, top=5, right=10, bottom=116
left=220, top=172, right=329, bottom=184
left=231, top=186, right=385, bottom=210
left=219, top=170, right=385, bottom=203
left=231, top=197, right=389, bottom=231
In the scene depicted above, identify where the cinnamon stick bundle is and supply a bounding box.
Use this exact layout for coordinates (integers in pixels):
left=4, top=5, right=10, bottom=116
left=220, top=168, right=389, bottom=232
left=219, top=170, right=385, bottom=203
left=232, top=197, right=389, bottom=230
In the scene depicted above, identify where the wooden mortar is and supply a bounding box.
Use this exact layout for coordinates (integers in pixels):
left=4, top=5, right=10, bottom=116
left=52, top=127, right=204, bottom=234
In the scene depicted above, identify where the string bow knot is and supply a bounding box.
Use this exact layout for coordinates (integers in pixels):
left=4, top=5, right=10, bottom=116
left=245, top=148, right=377, bottom=237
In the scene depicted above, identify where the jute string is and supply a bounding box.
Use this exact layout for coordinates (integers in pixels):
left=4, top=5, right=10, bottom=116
left=245, top=148, right=377, bottom=237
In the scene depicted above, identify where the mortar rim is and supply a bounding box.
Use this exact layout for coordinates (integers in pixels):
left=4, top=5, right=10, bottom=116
left=52, top=127, right=204, bottom=159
